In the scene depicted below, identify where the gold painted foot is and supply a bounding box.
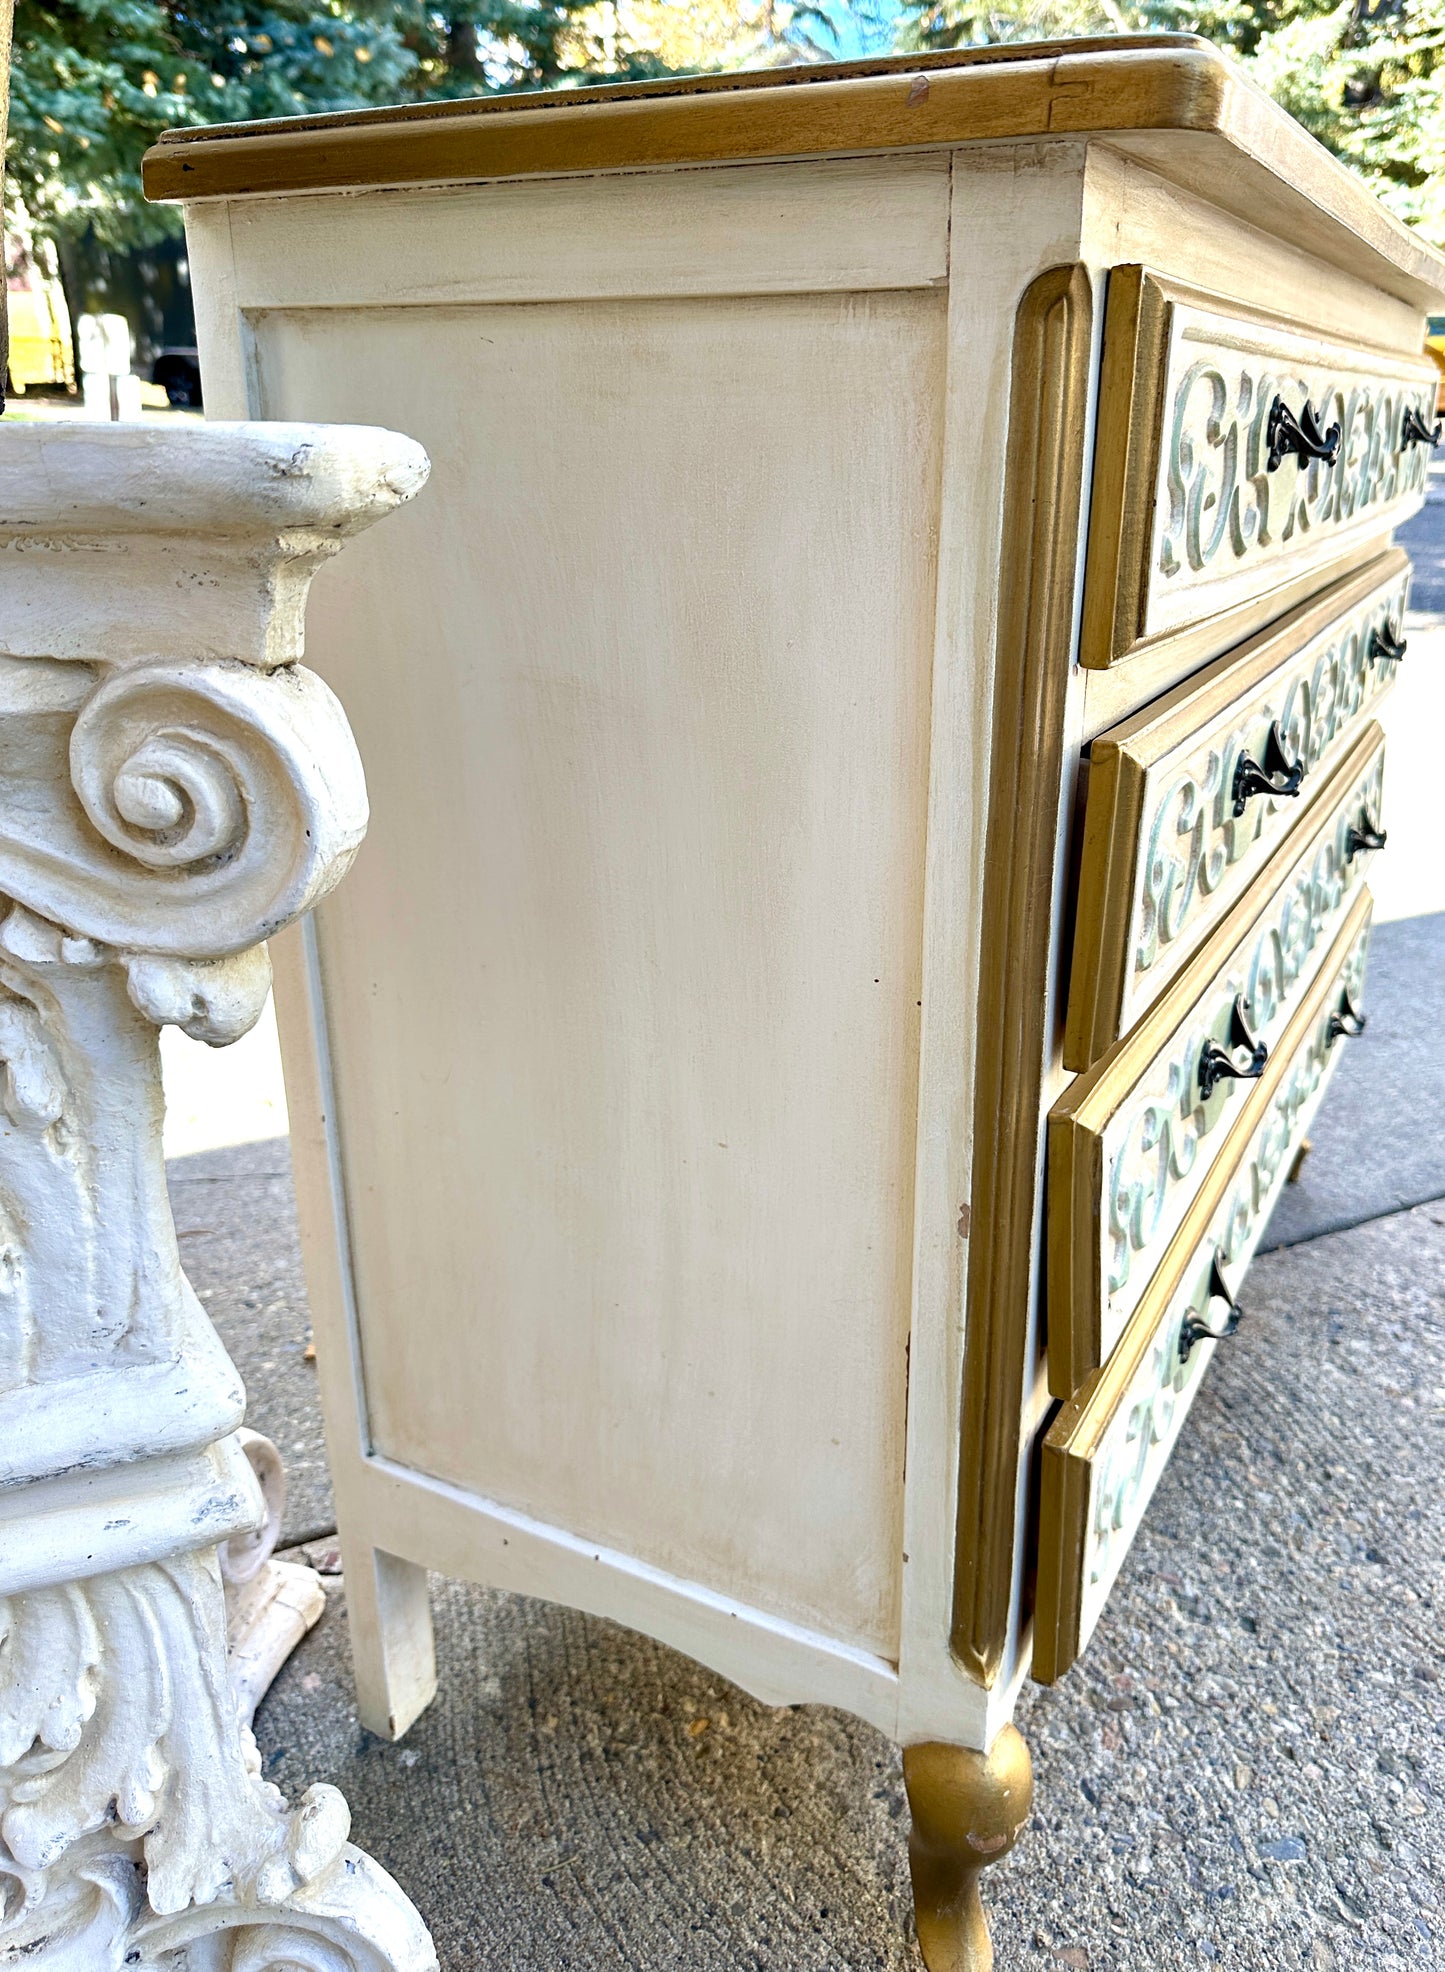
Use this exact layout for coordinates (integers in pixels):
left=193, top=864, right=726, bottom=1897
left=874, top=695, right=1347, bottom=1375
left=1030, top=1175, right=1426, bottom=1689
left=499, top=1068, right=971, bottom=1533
left=902, top=1728, right=1034, bottom=1972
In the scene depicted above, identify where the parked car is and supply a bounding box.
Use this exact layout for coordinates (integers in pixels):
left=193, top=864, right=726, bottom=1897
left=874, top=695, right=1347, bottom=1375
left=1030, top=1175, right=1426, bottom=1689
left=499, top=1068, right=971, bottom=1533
left=152, top=346, right=203, bottom=407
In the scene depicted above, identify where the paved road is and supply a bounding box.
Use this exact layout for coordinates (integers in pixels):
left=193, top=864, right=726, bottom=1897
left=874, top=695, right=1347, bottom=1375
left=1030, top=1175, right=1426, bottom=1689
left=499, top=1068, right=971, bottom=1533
left=1398, top=457, right=1445, bottom=614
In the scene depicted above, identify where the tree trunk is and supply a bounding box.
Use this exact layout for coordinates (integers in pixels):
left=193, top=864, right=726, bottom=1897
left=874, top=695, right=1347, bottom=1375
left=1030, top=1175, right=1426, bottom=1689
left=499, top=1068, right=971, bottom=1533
left=445, top=18, right=487, bottom=83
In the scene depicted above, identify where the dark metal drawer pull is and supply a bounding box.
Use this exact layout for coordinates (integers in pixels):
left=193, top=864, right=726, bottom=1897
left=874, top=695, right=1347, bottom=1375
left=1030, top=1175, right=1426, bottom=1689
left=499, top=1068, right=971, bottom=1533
left=1232, top=721, right=1304, bottom=817
left=1328, top=989, right=1367, bottom=1045
left=1267, top=395, right=1341, bottom=470
left=1198, top=994, right=1269, bottom=1100
left=1179, top=1252, right=1244, bottom=1362
left=1402, top=404, right=1442, bottom=450
left=1368, top=621, right=1407, bottom=664
left=1346, top=814, right=1387, bottom=859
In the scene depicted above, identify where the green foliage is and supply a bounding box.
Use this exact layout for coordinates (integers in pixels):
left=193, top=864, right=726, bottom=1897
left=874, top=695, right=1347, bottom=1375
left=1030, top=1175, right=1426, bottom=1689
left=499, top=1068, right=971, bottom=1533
left=7, top=0, right=672, bottom=246
left=899, top=0, right=1445, bottom=243
left=12, top=0, right=402, bottom=243
left=10, top=0, right=1445, bottom=252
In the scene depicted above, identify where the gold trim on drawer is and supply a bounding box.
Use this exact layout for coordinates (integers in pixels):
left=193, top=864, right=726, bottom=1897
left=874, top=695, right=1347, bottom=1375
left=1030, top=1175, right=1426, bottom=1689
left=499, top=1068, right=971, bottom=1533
left=1034, top=890, right=1373, bottom=1684
left=1049, top=724, right=1385, bottom=1398
left=1065, top=550, right=1405, bottom=1071
left=1081, top=267, right=1435, bottom=673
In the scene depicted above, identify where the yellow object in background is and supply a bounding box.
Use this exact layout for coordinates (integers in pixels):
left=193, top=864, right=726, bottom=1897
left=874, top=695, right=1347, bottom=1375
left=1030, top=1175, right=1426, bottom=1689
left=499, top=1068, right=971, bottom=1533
left=6, top=222, right=75, bottom=394
left=1427, top=314, right=1445, bottom=412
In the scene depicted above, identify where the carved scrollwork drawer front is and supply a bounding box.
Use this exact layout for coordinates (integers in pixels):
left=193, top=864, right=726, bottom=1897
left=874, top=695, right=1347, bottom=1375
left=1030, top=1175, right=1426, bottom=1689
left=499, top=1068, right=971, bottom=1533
left=1066, top=551, right=1405, bottom=1071
left=1034, top=890, right=1373, bottom=1684
left=1082, top=265, right=1435, bottom=673
left=1049, top=722, right=1384, bottom=1400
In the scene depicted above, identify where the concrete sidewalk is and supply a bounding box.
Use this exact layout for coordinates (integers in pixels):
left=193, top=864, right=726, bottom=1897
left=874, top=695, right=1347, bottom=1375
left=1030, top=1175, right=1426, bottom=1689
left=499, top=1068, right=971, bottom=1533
left=170, top=911, right=1445, bottom=1970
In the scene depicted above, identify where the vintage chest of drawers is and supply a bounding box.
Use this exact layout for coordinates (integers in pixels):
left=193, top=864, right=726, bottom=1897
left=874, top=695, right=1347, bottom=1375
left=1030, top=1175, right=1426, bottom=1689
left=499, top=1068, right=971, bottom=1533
left=146, top=35, right=1445, bottom=1968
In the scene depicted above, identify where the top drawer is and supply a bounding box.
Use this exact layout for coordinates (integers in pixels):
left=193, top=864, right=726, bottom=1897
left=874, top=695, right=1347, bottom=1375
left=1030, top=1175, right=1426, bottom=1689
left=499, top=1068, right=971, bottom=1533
left=1081, top=266, right=1436, bottom=672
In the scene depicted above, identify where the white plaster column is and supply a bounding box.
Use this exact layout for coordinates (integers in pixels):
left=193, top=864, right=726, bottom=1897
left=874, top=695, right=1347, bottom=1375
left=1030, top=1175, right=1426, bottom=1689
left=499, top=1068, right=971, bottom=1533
left=0, top=419, right=438, bottom=1970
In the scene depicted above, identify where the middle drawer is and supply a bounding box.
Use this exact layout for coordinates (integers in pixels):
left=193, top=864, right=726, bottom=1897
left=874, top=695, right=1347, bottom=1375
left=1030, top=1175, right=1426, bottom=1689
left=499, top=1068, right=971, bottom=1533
left=1048, top=721, right=1386, bottom=1398
left=1065, top=548, right=1406, bottom=1071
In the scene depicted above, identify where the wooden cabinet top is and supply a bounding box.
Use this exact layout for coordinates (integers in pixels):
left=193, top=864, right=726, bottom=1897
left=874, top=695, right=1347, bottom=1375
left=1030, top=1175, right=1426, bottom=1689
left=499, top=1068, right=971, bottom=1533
left=142, top=36, right=1445, bottom=307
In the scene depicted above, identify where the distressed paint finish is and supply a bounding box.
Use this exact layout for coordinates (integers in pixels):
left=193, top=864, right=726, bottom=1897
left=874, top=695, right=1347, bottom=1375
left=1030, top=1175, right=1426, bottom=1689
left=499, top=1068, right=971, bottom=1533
left=156, top=65, right=1445, bottom=1970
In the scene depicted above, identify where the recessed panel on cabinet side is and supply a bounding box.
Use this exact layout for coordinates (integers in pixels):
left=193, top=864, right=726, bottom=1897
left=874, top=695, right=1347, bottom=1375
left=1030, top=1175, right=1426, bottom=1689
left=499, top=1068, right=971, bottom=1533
left=251, top=287, right=948, bottom=1659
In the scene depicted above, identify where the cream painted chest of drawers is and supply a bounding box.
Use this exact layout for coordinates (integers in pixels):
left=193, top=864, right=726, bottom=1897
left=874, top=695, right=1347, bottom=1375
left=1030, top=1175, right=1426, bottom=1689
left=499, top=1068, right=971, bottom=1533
left=146, top=37, right=1445, bottom=1967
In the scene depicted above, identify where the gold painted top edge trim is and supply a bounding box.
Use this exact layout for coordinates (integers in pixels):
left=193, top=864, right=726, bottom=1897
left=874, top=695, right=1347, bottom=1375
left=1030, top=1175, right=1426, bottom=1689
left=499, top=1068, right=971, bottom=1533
left=136, top=37, right=1445, bottom=296
left=148, top=35, right=1212, bottom=147
left=140, top=42, right=1229, bottom=200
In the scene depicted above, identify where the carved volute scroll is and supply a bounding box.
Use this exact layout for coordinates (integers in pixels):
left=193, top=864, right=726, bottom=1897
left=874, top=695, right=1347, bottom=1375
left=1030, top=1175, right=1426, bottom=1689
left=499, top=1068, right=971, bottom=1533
left=0, top=421, right=438, bottom=1970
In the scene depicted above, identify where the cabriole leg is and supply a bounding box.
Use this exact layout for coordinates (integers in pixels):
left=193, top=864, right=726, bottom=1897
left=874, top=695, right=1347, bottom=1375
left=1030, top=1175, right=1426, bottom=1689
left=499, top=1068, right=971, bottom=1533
left=903, top=1727, right=1034, bottom=1972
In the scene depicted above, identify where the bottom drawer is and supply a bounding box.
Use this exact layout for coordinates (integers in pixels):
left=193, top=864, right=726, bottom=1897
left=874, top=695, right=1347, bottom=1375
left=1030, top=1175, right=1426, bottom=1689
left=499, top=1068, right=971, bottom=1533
left=1032, top=888, right=1373, bottom=1684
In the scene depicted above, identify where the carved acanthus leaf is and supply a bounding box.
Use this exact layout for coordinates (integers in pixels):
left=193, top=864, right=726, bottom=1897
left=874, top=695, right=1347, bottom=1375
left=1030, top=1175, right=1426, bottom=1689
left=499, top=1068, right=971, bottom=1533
left=126, top=946, right=273, bottom=1046
left=0, top=1554, right=346, bottom=1914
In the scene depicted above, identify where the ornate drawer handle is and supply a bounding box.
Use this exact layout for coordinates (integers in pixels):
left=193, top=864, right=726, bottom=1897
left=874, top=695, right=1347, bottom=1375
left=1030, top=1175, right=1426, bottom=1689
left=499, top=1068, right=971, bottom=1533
left=1232, top=722, right=1304, bottom=817
left=1267, top=395, right=1341, bottom=471
left=1402, top=404, right=1442, bottom=450
left=1327, top=989, right=1367, bottom=1045
left=1346, top=814, right=1387, bottom=859
left=1368, top=621, right=1407, bottom=664
left=1179, top=1252, right=1244, bottom=1362
left=1198, top=993, right=1268, bottom=1100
